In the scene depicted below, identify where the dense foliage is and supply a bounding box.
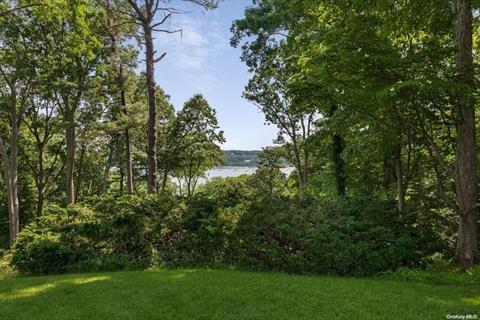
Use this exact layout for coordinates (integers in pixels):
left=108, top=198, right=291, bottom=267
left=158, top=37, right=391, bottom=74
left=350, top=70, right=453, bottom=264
left=1, top=0, right=480, bottom=277
left=11, top=175, right=452, bottom=276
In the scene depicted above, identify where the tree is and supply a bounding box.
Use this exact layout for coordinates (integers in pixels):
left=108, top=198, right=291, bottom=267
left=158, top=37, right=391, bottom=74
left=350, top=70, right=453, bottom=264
left=101, top=0, right=139, bottom=194
left=23, top=90, right=64, bottom=218
left=254, top=146, right=286, bottom=199
left=452, top=0, right=478, bottom=269
left=171, top=94, right=224, bottom=199
left=125, top=0, right=218, bottom=193
left=0, top=4, right=33, bottom=246
left=239, top=47, right=316, bottom=190
left=155, top=86, right=176, bottom=193
left=28, top=0, right=105, bottom=204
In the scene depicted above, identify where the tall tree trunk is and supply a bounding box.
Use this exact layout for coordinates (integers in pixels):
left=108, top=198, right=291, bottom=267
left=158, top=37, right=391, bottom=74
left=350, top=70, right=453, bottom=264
left=65, top=109, right=76, bottom=204
left=5, top=172, right=18, bottom=247
left=144, top=25, right=157, bottom=193
left=119, top=166, right=124, bottom=194
left=106, top=3, right=134, bottom=194
left=120, top=77, right=134, bottom=194
left=36, top=184, right=44, bottom=218
left=36, top=144, right=45, bottom=217
left=10, top=101, right=20, bottom=247
left=10, top=168, right=19, bottom=246
left=383, top=136, right=405, bottom=212
left=161, top=165, right=169, bottom=192
left=329, top=106, right=346, bottom=197
left=383, top=155, right=396, bottom=189
left=186, top=160, right=193, bottom=200
left=102, top=136, right=115, bottom=193
left=290, top=139, right=305, bottom=190
left=75, top=144, right=86, bottom=201
left=125, top=129, right=134, bottom=193
left=453, top=0, right=478, bottom=269
left=304, top=153, right=309, bottom=187
left=394, top=142, right=405, bottom=212
left=0, top=139, right=19, bottom=248
left=332, top=132, right=346, bottom=197
left=0, top=88, right=20, bottom=248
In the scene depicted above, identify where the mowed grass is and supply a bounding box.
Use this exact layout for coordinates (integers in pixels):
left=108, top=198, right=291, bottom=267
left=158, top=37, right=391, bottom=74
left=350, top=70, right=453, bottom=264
left=0, top=268, right=479, bottom=320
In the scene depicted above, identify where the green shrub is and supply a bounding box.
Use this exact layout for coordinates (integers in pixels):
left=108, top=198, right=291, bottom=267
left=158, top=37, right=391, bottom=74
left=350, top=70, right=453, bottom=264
left=10, top=181, right=451, bottom=276
left=225, top=198, right=433, bottom=276
left=11, top=196, right=168, bottom=274
left=0, top=251, right=16, bottom=278
left=12, top=230, right=77, bottom=274
left=383, top=263, right=480, bottom=285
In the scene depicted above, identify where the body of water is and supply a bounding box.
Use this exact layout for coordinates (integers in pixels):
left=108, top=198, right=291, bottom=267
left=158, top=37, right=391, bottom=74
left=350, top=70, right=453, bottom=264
left=198, top=166, right=294, bottom=184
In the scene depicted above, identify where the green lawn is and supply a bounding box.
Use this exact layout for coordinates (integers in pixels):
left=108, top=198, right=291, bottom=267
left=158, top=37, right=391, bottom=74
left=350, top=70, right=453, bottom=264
left=0, top=268, right=478, bottom=320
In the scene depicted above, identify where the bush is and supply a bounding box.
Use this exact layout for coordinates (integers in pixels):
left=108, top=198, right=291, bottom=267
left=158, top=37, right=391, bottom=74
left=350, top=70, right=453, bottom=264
left=12, top=230, right=77, bottom=274
left=383, top=263, right=480, bottom=285
left=225, top=197, right=435, bottom=276
left=11, top=195, right=175, bottom=274
left=10, top=180, right=450, bottom=276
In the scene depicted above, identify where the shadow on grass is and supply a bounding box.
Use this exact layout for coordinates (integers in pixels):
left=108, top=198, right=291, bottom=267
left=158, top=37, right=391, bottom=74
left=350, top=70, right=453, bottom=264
left=0, top=269, right=479, bottom=320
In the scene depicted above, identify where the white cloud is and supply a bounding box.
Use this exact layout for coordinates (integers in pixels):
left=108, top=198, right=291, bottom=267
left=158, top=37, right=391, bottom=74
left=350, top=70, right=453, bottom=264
left=155, top=14, right=227, bottom=72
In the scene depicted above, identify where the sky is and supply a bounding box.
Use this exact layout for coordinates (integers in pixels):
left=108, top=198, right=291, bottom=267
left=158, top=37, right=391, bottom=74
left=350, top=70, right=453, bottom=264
left=151, top=0, right=278, bottom=150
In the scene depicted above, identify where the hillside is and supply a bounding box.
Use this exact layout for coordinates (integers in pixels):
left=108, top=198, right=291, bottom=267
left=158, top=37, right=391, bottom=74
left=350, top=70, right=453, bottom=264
left=223, top=150, right=260, bottom=167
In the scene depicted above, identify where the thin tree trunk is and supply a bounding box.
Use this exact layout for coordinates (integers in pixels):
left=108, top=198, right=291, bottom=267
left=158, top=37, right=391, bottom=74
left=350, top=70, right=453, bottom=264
left=329, top=106, right=346, bottom=197
left=105, top=2, right=134, bottom=194
left=332, top=133, right=346, bottom=197
left=394, top=142, right=405, bottom=212
left=0, top=87, right=20, bottom=247
left=6, top=176, right=18, bottom=247
left=452, top=0, right=478, bottom=269
left=102, top=136, right=115, bottom=193
left=125, top=129, right=134, bottom=193
left=177, top=177, right=183, bottom=197
left=36, top=185, right=45, bottom=218
left=65, top=109, right=76, bottom=204
left=119, top=167, right=124, bottom=194
left=10, top=101, right=20, bottom=247
left=161, top=165, right=169, bottom=192
left=0, top=138, right=18, bottom=248
left=291, top=139, right=305, bottom=189
left=75, top=144, right=86, bottom=201
left=383, top=155, right=396, bottom=189
left=303, top=148, right=309, bottom=188
left=36, top=144, right=45, bottom=217
left=394, top=110, right=406, bottom=213
left=144, top=25, right=157, bottom=193
left=186, top=160, right=193, bottom=200
left=120, top=79, right=134, bottom=194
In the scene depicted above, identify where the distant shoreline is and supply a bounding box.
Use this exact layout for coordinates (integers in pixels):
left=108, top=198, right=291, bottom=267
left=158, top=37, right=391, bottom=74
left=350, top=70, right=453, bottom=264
left=222, top=150, right=290, bottom=167
left=202, top=167, right=295, bottom=182
left=213, top=165, right=292, bottom=169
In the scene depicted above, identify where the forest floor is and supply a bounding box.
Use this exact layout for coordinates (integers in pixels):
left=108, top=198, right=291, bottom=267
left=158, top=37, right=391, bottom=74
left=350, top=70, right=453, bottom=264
left=0, top=268, right=478, bottom=320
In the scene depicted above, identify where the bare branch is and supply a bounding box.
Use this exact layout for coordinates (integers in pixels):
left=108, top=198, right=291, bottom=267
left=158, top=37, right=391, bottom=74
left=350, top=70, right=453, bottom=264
left=151, top=13, right=171, bottom=28
left=158, top=7, right=188, bottom=14
left=152, top=28, right=182, bottom=34
left=154, top=52, right=166, bottom=63
left=125, top=0, right=145, bottom=21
